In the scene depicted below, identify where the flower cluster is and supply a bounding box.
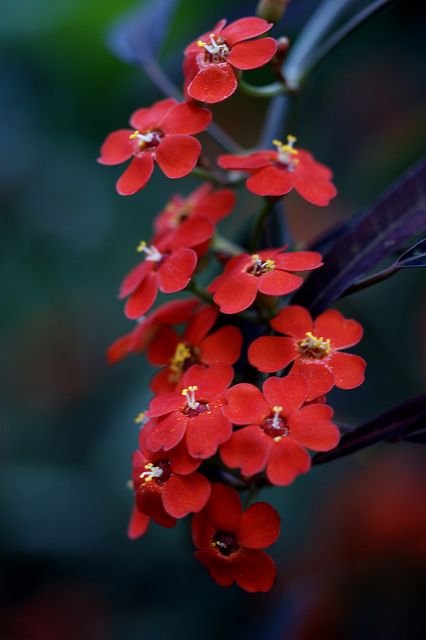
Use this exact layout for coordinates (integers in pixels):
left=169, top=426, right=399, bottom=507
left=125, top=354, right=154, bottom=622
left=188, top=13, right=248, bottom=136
left=101, top=14, right=366, bottom=593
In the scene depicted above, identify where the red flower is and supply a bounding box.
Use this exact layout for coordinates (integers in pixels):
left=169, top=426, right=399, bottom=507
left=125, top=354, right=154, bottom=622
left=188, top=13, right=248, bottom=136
left=128, top=506, right=150, bottom=539
left=145, top=364, right=234, bottom=458
left=132, top=440, right=211, bottom=524
left=192, top=484, right=280, bottom=592
left=107, top=297, right=200, bottom=364
left=98, top=98, right=212, bottom=195
left=147, top=305, right=243, bottom=393
left=207, top=247, right=322, bottom=314
left=184, top=18, right=277, bottom=103
left=220, top=375, right=340, bottom=485
left=153, top=183, right=236, bottom=252
left=218, top=135, right=337, bottom=206
left=248, top=306, right=366, bottom=400
left=119, top=242, right=198, bottom=319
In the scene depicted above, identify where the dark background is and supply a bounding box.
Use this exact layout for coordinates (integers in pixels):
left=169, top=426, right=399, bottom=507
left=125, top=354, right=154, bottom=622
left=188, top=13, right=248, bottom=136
left=1, top=0, right=425, bottom=638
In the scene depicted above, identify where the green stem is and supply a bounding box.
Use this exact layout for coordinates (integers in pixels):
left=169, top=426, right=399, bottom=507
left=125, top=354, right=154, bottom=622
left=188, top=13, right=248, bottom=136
left=339, top=263, right=400, bottom=298
left=244, top=482, right=259, bottom=508
left=238, top=79, right=290, bottom=99
left=187, top=281, right=213, bottom=304
left=212, top=234, right=244, bottom=257
left=249, top=198, right=276, bottom=251
left=191, top=166, right=225, bottom=186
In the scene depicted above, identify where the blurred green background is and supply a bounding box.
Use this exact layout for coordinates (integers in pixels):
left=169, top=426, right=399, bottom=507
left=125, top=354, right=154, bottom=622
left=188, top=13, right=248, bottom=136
left=1, top=0, right=425, bottom=638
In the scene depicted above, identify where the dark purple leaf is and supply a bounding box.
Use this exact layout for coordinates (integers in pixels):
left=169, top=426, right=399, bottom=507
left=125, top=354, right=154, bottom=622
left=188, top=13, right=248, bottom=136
left=313, top=394, right=426, bottom=465
left=292, top=158, right=426, bottom=314
left=395, top=237, right=426, bottom=268
left=107, top=0, right=179, bottom=67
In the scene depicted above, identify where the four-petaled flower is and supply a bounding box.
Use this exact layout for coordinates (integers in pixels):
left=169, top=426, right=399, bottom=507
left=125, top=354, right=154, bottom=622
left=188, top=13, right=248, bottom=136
left=147, top=305, right=243, bottom=393
left=220, top=375, right=340, bottom=485
left=184, top=17, right=277, bottom=103
left=98, top=98, right=212, bottom=195
left=207, top=247, right=323, bottom=314
left=192, top=483, right=280, bottom=592
left=218, top=135, right=337, bottom=206
left=248, top=305, right=366, bottom=400
left=145, top=364, right=234, bottom=459
left=132, top=440, right=211, bottom=526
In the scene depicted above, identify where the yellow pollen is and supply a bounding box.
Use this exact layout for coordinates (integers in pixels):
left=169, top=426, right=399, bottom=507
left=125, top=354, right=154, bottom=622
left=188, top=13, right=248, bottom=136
left=263, top=258, right=275, bottom=272
left=181, top=385, right=198, bottom=396
left=272, top=405, right=283, bottom=413
left=134, top=411, right=147, bottom=424
left=136, top=240, right=147, bottom=253
left=298, top=331, right=331, bottom=358
left=273, top=135, right=299, bottom=156
left=170, top=342, right=192, bottom=375
left=129, top=130, right=140, bottom=140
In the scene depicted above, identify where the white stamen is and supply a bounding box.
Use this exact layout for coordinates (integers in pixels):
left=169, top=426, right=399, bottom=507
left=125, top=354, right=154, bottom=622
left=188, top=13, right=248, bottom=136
left=139, top=463, right=163, bottom=482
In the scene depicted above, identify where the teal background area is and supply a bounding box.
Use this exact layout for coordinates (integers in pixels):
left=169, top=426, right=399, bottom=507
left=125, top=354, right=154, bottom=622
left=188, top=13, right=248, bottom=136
left=1, top=1, right=425, bottom=638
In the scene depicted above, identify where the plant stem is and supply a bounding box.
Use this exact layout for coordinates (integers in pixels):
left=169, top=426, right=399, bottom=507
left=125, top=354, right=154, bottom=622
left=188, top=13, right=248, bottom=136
left=238, top=79, right=289, bottom=99
left=187, top=281, right=213, bottom=304
left=191, top=166, right=225, bottom=186
left=339, top=263, right=399, bottom=298
left=249, top=197, right=276, bottom=252
left=212, top=234, right=244, bottom=257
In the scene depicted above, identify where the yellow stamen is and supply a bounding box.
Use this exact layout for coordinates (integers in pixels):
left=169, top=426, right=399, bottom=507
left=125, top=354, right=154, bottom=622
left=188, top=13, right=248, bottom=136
left=170, top=342, right=192, bottom=376
left=129, top=130, right=140, bottom=140
left=298, top=331, right=331, bottom=358
left=273, top=135, right=299, bottom=156
left=136, top=240, right=147, bottom=253
left=134, top=411, right=147, bottom=425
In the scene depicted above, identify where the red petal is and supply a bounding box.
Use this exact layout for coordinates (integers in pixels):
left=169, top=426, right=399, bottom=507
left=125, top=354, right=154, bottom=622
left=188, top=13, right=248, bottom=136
left=153, top=298, right=199, bottom=324
left=271, top=305, right=313, bottom=338
left=129, top=98, right=177, bottom=130
left=156, top=135, right=201, bottom=178
left=221, top=17, right=273, bottom=46
left=169, top=216, right=214, bottom=249
left=162, top=473, right=210, bottom=518
left=263, top=375, right=308, bottom=415
left=106, top=332, right=134, bottom=364
left=191, top=511, right=214, bottom=550
left=220, top=425, right=270, bottom=476
left=233, top=549, right=276, bottom=593
left=157, top=248, right=197, bottom=293
left=136, top=483, right=176, bottom=528
left=266, top=439, right=311, bottom=485
left=184, top=306, right=218, bottom=345
left=124, top=272, right=158, bottom=319
left=194, top=551, right=237, bottom=587
left=116, top=154, right=155, bottom=196
left=218, top=152, right=270, bottom=171
left=275, top=251, right=323, bottom=272
left=148, top=393, right=183, bottom=417
left=200, top=326, right=243, bottom=365
left=292, top=163, right=337, bottom=206
left=329, top=352, right=366, bottom=389
left=147, top=326, right=179, bottom=365
left=168, top=438, right=201, bottom=475
left=144, top=412, right=187, bottom=451
left=246, top=165, right=294, bottom=197
left=314, top=310, right=363, bottom=349
left=98, top=129, right=134, bottom=165
left=289, top=404, right=340, bottom=451
left=161, top=102, right=212, bottom=135
left=291, top=359, right=335, bottom=400
left=258, top=269, right=303, bottom=296
left=119, top=261, right=151, bottom=299
left=149, top=368, right=176, bottom=394
left=248, top=336, right=298, bottom=372
left=187, top=64, right=237, bottom=104
left=228, top=38, right=277, bottom=70
left=127, top=506, right=150, bottom=539
left=224, top=383, right=269, bottom=425
left=184, top=19, right=227, bottom=55
left=182, top=363, right=234, bottom=397
left=236, top=503, right=280, bottom=549
left=205, top=483, right=242, bottom=532
left=185, top=410, right=232, bottom=459
left=194, top=188, right=236, bottom=222
left=213, top=272, right=258, bottom=314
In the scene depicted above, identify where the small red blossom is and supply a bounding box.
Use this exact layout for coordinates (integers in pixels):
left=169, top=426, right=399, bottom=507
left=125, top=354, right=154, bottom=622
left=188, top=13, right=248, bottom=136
left=119, top=242, right=198, bottom=319
left=107, top=297, right=201, bottom=364
left=145, top=364, right=234, bottom=459
left=153, top=183, right=236, bottom=252
left=248, top=306, right=366, bottom=400
left=207, top=247, right=323, bottom=314
left=220, top=375, right=340, bottom=485
left=148, top=306, right=243, bottom=393
left=192, top=483, right=280, bottom=592
left=132, top=441, right=211, bottom=524
left=184, top=17, right=277, bottom=103
left=98, top=98, right=212, bottom=195
left=218, top=135, right=337, bottom=206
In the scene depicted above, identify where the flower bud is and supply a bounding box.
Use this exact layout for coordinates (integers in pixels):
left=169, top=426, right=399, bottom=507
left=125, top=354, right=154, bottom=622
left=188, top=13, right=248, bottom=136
left=256, top=0, right=290, bottom=24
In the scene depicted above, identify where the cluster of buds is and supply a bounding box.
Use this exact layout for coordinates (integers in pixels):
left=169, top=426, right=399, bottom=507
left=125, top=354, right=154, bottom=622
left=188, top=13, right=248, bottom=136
left=100, top=16, right=366, bottom=593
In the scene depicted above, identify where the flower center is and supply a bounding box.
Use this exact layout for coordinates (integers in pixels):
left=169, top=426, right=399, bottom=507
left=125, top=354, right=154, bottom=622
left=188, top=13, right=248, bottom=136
left=139, top=460, right=172, bottom=485
left=261, top=405, right=289, bottom=441
left=197, top=33, right=230, bottom=64
left=248, top=254, right=276, bottom=276
left=181, top=385, right=210, bottom=417
left=136, top=241, right=163, bottom=262
left=212, top=531, right=239, bottom=557
left=169, top=342, right=199, bottom=382
left=129, top=128, right=163, bottom=152
left=273, top=135, right=299, bottom=171
left=298, top=331, right=331, bottom=358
